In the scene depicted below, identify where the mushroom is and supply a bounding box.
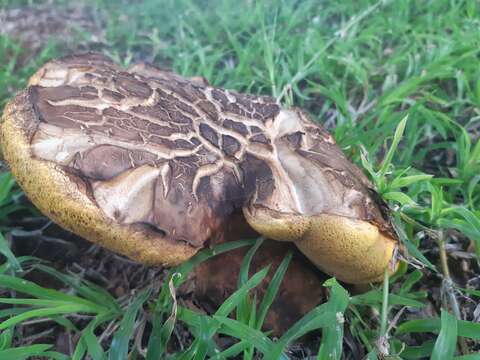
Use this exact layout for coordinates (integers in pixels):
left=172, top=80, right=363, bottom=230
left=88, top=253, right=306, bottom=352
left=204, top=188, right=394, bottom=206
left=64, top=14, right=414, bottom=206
left=0, top=53, right=398, bottom=286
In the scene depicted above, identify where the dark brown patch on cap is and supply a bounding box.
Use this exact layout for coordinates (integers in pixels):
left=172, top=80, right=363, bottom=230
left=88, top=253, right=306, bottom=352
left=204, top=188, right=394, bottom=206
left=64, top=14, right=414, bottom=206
left=211, top=89, right=230, bottom=106
left=197, top=100, right=219, bottom=122
left=31, top=87, right=98, bottom=130
left=221, top=134, right=241, bottom=157
left=240, top=154, right=274, bottom=203
left=150, top=158, right=221, bottom=247
left=199, top=123, right=219, bottom=148
left=175, top=101, right=199, bottom=118
left=113, top=72, right=153, bottom=99
left=223, top=119, right=248, bottom=135
left=250, top=125, right=262, bottom=134
left=102, top=89, right=125, bottom=102
left=250, top=133, right=270, bottom=145
left=285, top=131, right=304, bottom=149
left=73, top=145, right=154, bottom=180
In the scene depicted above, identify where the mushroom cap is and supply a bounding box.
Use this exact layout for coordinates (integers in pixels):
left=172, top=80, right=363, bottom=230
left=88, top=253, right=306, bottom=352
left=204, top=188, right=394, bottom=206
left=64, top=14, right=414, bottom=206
left=0, top=83, right=196, bottom=266
left=0, top=53, right=398, bottom=283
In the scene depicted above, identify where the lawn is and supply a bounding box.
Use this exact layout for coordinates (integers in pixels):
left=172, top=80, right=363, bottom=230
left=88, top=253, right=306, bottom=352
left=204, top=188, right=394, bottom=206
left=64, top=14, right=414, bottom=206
left=0, top=0, right=479, bottom=359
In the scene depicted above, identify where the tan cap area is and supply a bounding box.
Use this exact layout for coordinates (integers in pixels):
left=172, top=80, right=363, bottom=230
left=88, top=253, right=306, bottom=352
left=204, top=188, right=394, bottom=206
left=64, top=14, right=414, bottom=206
left=244, top=205, right=398, bottom=284
left=0, top=91, right=197, bottom=266
left=296, top=214, right=398, bottom=283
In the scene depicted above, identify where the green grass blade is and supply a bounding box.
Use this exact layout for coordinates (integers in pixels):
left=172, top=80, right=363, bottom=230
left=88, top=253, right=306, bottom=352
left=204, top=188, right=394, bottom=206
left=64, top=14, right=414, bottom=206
left=34, top=264, right=120, bottom=311
left=83, top=322, right=106, bottom=360
left=0, top=304, right=92, bottom=330
left=0, top=233, right=21, bottom=272
left=210, top=340, right=249, bottom=360
left=390, top=174, right=434, bottom=189
left=400, top=340, right=435, bottom=359
left=146, top=277, right=178, bottom=360
left=0, top=344, right=53, bottom=360
left=399, top=270, right=423, bottom=295
left=237, top=238, right=264, bottom=324
left=172, top=239, right=256, bottom=288
left=256, top=251, right=292, bottom=330
left=0, top=274, right=106, bottom=311
left=238, top=238, right=265, bottom=287
left=454, top=355, right=480, bottom=360
left=379, top=115, right=408, bottom=179
left=274, top=302, right=336, bottom=357
left=393, top=215, right=436, bottom=271
left=214, top=315, right=275, bottom=354
left=216, top=266, right=270, bottom=318
left=316, top=279, right=350, bottom=360
left=350, top=290, right=425, bottom=308
left=0, top=172, right=15, bottom=205
left=73, top=314, right=114, bottom=360
left=0, top=328, right=13, bottom=350
left=397, top=318, right=480, bottom=340
left=0, top=298, right=91, bottom=307
left=431, top=310, right=457, bottom=360
left=192, top=316, right=212, bottom=360
left=108, top=287, right=151, bottom=360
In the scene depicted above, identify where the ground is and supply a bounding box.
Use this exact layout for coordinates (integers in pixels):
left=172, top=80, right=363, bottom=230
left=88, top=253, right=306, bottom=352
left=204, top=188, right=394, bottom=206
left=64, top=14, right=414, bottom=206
left=0, top=0, right=479, bottom=359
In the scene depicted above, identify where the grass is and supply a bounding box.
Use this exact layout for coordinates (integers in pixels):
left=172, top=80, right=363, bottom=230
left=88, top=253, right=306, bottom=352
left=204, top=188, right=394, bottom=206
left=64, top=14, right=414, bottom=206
left=0, top=0, right=480, bottom=358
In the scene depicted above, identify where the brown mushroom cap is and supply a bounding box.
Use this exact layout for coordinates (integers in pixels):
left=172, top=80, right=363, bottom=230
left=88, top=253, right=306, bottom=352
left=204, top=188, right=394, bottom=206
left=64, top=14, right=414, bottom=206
left=0, top=53, right=398, bottom=283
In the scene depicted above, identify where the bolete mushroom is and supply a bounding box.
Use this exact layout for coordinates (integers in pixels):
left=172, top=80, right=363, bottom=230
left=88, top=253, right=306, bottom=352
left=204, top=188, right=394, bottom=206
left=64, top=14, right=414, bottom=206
left=0, top=53, right=398, bottom=285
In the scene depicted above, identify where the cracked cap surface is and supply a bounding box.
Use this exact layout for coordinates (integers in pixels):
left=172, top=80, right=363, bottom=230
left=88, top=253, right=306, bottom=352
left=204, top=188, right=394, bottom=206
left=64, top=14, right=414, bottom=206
left=0, top=53, right=398, bottom=283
